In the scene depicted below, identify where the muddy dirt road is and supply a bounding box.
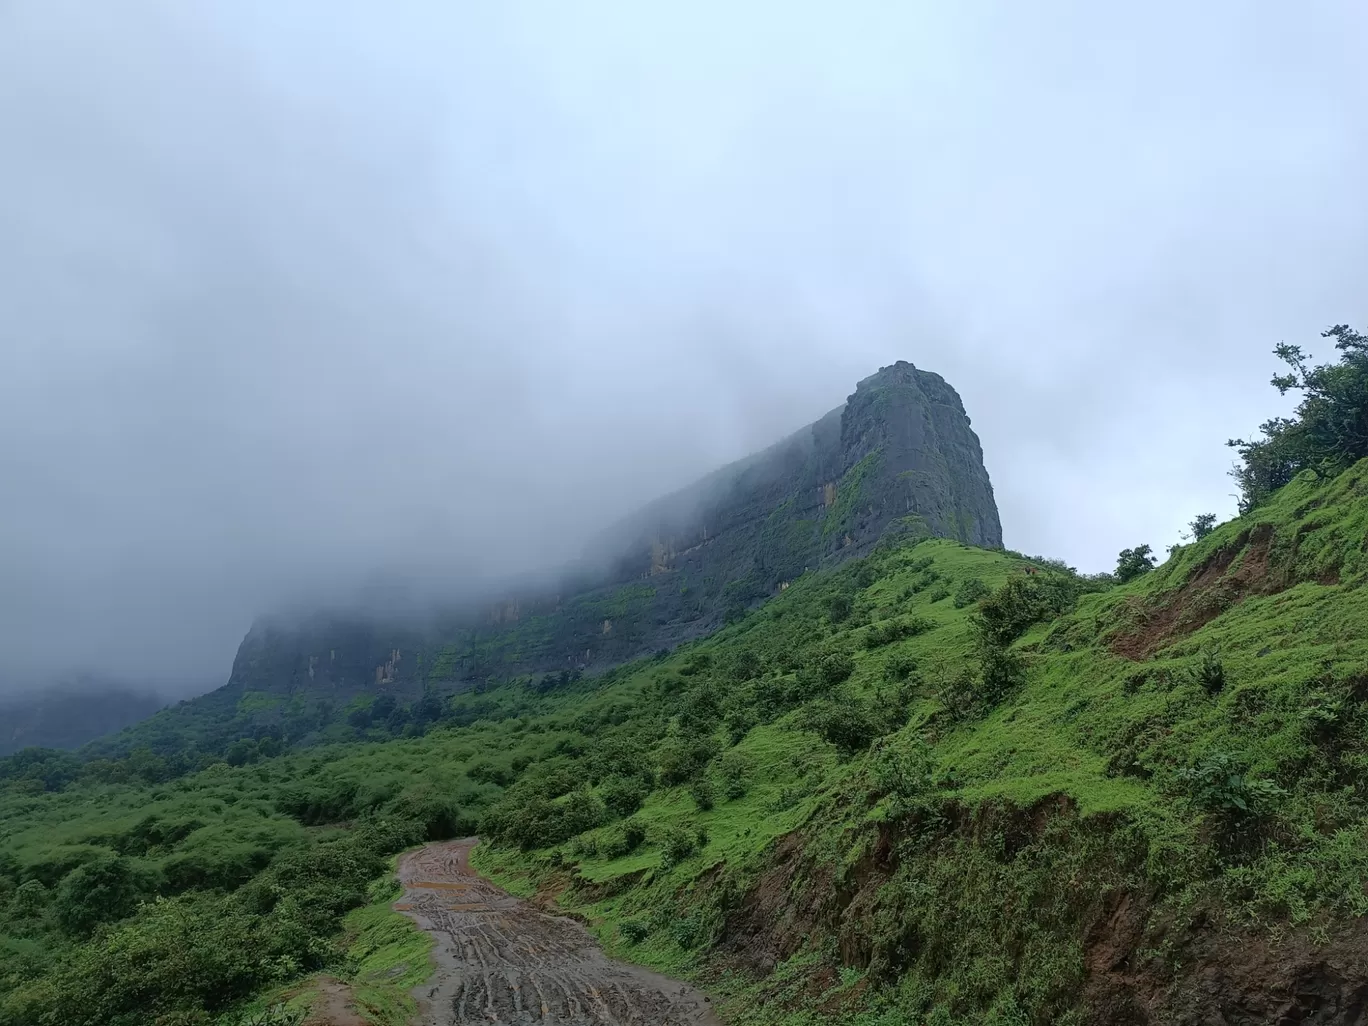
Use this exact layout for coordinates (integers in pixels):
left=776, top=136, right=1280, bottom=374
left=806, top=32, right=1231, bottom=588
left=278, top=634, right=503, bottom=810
left=396, top=839, right=722, bottom=1026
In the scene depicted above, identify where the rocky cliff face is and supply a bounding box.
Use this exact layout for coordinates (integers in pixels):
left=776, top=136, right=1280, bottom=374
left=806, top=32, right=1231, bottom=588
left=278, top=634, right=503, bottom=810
left=218, top=361, right=1001, bottom=708
left=593, top=359, right=1000, bottom=589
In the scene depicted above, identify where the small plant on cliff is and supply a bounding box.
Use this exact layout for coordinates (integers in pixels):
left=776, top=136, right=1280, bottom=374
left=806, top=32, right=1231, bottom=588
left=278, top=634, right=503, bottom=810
left=1175, top=753, right=1285, bottom=819
left=1192, top=648, right=1227, bottom=695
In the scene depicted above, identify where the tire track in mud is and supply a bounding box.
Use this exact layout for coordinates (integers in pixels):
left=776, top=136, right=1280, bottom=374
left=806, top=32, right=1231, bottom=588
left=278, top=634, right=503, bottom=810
left=396, top=838, right=722, bottom=1026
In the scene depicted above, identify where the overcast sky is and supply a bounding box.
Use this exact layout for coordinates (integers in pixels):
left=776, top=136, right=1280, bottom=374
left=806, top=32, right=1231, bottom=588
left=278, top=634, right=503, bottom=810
left=2, top=1, right=1365, bottom=693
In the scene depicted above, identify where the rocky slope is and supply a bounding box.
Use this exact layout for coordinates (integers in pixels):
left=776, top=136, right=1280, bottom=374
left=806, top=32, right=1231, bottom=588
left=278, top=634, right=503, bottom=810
left=89, top=361, right=999, bottom=758
left=231, top=362, right=998, bottom=700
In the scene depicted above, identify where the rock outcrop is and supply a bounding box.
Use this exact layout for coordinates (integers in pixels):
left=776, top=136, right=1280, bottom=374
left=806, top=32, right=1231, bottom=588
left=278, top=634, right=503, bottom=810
left=219, top=361, right=1001, bottom=706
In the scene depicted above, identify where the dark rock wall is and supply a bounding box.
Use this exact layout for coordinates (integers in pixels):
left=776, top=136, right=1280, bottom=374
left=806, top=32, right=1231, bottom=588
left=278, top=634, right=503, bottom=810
left=218, top=361, right=1002, bottom=704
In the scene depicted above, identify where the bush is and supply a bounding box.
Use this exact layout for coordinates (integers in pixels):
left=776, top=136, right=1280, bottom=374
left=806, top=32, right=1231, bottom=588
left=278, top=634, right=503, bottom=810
left=656, top=736, right=717, bottom=786
left=974, top=574, right=1079, bottom=649
left=953, top=578, right=991, bottom=608
left=864, top=616, right=935, bottom=649
left=1189, top=513, right=1218, bottom=541
left=827, top=593, right=853, bottom=623
left=799, top=700, right=885, bottom=756
left=688, top=777, right=716, bottom=811
left=884, top=653, right=918, bottom=682
left=927, top=583, right=951, bottom=603
left=870, top=736, right=935, bottom=803
left=1175, top=753, right=1285, bottom=820
left=233, top=1006, right=305, bottom=1026
left=1192, top=649, right=1226, bottom=696
left=658, top=826, right=698, bottom=868
left=816, top=652, right=855, bottom=687
left=598, top=775, right=650, bottom=818
left=54, top=854, right=162, bottom=936
left=602, top=820, right=647, bottom=859
left=976, top=643, right=1027, bottom=707
left=483, top=789, right=607, bottom=850
left=718, top=752, right=752, bottom=800
left=620, top=919, right=651, bottom=944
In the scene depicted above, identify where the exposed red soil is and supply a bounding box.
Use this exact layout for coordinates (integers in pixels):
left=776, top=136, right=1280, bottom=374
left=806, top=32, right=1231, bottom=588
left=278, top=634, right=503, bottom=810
left=1083, top=889, right=1368, bottom=1025
left=1109, top=524, right=1279, bottom=660
left=715, top=799, right=1368, bottom=1025
left=396, top=839, right=721, bottom=1026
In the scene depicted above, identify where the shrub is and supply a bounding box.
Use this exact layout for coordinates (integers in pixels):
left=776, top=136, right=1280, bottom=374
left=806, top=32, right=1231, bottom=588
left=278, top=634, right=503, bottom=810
left=974, top=574, right=1079, bottom=649
left=656, top=736, right=717, bottom=786
left=483, top=789, right=607, bottom=850
left=884, top=653, right=918, bottom=682
left=718, top=751, right=753, bottom=800
left=598, top=775, right=650, bottom=818
left=870, top=736, right=934, bottom=802
left=1116, top=545, right=1158, bottom=583
left=688, top=777, right=716, bottom=811
left=1175, top=753, right=1285, bottom=819
left=620, top=919, right=651, bottom=944
left=953, top=578, right=991, bottom=608
left=817, top=652, right=856, bottom=687
left=1189, top=513, right=1218, bottom=541
left=658, top=826, right=698, bottom=868
left=234, top=1006, right=305, bottom=1026
left=927, top=583, right=951, bottom=603
left=799, top=700, right=885, bottom=756
left=977, top=643, right=1027, bottom=707
left=602, top=820, right=647, bottom=859
left=54, top=854, right=162, bottom=936
left=827, top=593, right=853, bottom=623
left=864, top=616, right=935, bottom=649
left=1192, top=649, right=1226, bottom=696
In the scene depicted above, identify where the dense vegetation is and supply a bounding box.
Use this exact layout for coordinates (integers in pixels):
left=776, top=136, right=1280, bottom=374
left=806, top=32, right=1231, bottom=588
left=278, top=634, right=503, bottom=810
left=3, top=325, right=1367, bottom=1025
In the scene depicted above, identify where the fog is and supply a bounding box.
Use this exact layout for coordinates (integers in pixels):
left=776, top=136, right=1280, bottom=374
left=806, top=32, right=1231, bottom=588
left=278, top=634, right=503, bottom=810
left=2, top=1, right=1365, bottom=693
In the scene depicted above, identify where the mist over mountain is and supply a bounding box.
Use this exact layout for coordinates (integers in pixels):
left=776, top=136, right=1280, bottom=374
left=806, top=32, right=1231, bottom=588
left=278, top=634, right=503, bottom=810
left=0, top=676, right=186, bottom=756
left=2, top=1, right=1366, bottom=697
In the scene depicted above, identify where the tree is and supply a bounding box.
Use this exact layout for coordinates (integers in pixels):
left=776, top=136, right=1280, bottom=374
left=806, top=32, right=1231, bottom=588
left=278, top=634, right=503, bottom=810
left=55, top=854, right=160, bottom=935
left=1229, top=325, right=1368, bottom=510
left=1189, top=513, right=1217, bottom=541
left=1115, top=545, right=1157, bottom=583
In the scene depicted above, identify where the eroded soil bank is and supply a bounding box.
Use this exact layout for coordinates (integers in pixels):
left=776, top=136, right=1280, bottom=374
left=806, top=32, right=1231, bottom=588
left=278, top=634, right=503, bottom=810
left=396, top=839, right=721, bottom=1026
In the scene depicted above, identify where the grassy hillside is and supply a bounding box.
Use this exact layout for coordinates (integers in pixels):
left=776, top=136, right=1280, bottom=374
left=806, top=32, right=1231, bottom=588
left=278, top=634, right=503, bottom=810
left=2, top=459, right=1366, bottom=1024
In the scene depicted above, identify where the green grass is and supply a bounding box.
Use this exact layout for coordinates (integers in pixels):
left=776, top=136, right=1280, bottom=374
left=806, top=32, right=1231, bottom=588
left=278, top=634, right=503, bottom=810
left=5, top=462, right=1368, bottom=1025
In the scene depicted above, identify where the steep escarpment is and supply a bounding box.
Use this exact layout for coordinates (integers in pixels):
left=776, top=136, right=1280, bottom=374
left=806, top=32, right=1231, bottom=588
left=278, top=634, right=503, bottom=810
left=351, top=363, right=991, bottom=673
left=134, top=361, right=1000, bottom=745
left=596, top=360, right=1000, bottom=588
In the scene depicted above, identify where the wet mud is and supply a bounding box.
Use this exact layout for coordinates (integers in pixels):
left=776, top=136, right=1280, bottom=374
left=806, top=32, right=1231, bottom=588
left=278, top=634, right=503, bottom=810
left=397, top=839, right=722, bottom=1026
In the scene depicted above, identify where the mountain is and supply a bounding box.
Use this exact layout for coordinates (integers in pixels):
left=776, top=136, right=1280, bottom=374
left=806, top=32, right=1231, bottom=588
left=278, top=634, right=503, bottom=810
left=5, top=456, right=1368, bottom=1025
left=0, top=680, right=168, bottom=756
left=90, top=360, right=1001, bottom=758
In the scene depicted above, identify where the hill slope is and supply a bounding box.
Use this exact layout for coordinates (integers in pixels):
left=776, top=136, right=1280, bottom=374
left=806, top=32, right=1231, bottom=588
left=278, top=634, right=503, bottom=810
left=3, top=460, right=1366, bottom=1025
left=84, top=360, right=1000, bottom=765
